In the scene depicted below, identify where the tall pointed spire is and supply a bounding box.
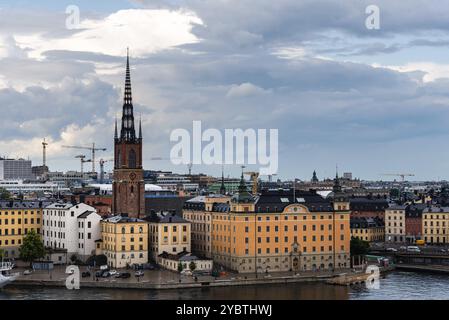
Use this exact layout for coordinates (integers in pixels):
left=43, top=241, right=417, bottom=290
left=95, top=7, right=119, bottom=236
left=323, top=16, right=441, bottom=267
left=114, top=116, right=118, bottom=140
left=120, top=48, right=136, bottom=141
left=220, top=165, right=226, bottom=195
left=333, top=165, right=342, bottom=194
left=138, top=114, right=142, bottom=140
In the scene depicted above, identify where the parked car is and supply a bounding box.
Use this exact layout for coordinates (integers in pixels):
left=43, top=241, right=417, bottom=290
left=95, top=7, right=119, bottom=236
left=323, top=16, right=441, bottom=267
left=399, top=246, right=407, bottom=251
left=406, top=246, right=421, bottom=253
left=100, top=265, right=109, bottom=271
left=82, top=271, right=91, bottom=278
left=95, top=271, right=103, bottom=278
left=181, top=269, right=192, bottom=276
left=108, top=270, right=118, bottom=276
left=101, top=271, right=111, bottom=278
left=23, top=270, right=33, bottom=275
left=386, top=248, right=398, bottom=252
left=117, top=272, right=131, bottom=279
left=135, top=270, right=144, bottom=277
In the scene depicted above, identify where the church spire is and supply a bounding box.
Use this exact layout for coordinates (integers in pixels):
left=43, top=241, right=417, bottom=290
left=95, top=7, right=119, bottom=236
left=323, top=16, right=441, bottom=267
left=120, top=48, right=136, bottom=141
left=114, top=116, right=118, bottom=140
left=138, top=115, right=142, bottom=140
left=220, top=166, right=226, bottom=195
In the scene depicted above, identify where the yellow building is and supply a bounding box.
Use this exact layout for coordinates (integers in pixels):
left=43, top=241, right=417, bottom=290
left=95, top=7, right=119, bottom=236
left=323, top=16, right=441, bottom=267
left=210, top=176, right=351, bottom=273
left=385, top=205, right=406, bottom=243
left=350, top=217, right=385, bottom=242
left=0, top=201, right=44, bottom=258
left=423, top=206, right=449, bottom=244
left=146, top=212, right=191, bottom=262
left=100, top=215, right=148, bottom=268
left=183, top=195, right=230, bottom=258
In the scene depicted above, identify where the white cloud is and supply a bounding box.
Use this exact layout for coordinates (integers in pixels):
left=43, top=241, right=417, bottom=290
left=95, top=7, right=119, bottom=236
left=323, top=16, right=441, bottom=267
left=373, top=62, right=449, bottom=82
left=14, top=9, right=203, bottom=59
left=226, top=83, right=270, bottom=98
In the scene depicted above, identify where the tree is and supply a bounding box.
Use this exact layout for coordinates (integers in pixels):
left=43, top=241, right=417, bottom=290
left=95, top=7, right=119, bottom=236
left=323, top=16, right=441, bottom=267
left=19, top=230, right=45, bottom=267
left=350, top=237, right=370, bottom=256
left=0, top=188, right=11, bottom=200
left=86, top=254, right=107, bottom=267
left=0, top=248, right=4, bottom=260
left=178, top=262, right=184, bottom=273
left=189, top=261, right=197, bottom=272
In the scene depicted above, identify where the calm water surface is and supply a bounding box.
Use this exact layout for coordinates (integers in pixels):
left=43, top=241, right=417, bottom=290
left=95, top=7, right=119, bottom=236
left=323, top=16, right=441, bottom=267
left=1, top=271, right=448, bottom=300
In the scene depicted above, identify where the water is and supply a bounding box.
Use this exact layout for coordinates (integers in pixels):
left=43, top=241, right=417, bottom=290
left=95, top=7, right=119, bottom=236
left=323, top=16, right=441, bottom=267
left=1, top=271, right=448, bottom=300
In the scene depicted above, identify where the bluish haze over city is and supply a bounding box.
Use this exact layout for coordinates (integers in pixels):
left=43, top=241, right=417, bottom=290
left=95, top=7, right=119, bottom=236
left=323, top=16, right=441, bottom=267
left=1, top=0, right=449, bottom=180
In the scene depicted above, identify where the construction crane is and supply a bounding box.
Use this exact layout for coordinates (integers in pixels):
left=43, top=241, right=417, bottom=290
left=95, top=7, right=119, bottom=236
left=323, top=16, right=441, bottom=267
left=75, top=155, right=91, bottom=174
left=380, top=173, right=415, bottom=182
left=42, top=138, right=48, bottom=168
left=62, top=143, right=106, bottom=173
left=99, top=158, right=113, bottom=183
left=244, top=171, right=260, bottom=195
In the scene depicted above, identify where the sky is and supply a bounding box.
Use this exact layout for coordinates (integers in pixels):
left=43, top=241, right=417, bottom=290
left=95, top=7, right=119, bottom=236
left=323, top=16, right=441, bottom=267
left=2, top=1, right=449, bottom=181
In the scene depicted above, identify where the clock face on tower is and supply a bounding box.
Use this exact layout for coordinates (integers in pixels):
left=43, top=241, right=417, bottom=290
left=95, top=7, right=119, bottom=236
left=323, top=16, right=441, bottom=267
left=129, top=172, right=137, bottom=181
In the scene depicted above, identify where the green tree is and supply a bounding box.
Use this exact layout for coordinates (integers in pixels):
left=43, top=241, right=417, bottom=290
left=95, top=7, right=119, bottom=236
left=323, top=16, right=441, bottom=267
left=178, top=262, right=184, bottom=272
left=0, top=188, right=11, bottom=200
left=19, top=230, right=45, bottom=267
left=189, top=261, right=197, bottom=272
left=350, top=237, right=370, bottom=256
left=0, top=248, right=4, bottom=259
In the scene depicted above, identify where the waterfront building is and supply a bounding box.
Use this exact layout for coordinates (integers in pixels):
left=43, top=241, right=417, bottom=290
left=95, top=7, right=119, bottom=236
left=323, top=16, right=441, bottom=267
left=210, top=174, right=350, bottom=273
left=145, top=212, right=191, bottom=263
left=405, top=203, right=425, bottom=243
left=423, top=206, right=449, bottom=245
left=350, top=217, right=385, bottom=242
left=385, top=205, right=406, bottom=243
left=42, top=202, right=102, bottom=262
left=112, top=51, right=145, bottom=218
left=158, top=251, right=213, bottom=273
left=100, top=215, right=148, bottom=268
left=183, top=195, right=231, bottom=258
left=350, top=197, right=389, bottom=220
left=0, top=201, right=46, bottom=258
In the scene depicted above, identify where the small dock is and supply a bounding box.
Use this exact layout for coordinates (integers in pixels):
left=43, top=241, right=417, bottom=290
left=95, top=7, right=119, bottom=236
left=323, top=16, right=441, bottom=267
left=326, top=272, right=371, bottom=286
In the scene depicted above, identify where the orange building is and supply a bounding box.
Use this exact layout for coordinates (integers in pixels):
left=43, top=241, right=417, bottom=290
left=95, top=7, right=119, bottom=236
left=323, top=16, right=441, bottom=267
left=209, top=175, right=350, bottom=273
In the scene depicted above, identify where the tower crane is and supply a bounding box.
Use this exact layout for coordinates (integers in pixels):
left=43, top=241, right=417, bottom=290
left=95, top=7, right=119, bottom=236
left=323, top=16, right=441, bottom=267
left=244, top=171, right=260, bottom=195
left=99, top=158, right=113, bottom=183
left=380, top=173, right=415, bottom=182
left=62, top=143, right=106, bottom=173
left=75, top=155, right=91, bottom=174
left=42, top=138, right=48, bottom=168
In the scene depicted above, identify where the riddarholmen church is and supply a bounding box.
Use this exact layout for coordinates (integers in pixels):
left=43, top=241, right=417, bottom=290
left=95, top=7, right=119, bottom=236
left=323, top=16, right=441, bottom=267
left=112, top=50, right=145, bottom=218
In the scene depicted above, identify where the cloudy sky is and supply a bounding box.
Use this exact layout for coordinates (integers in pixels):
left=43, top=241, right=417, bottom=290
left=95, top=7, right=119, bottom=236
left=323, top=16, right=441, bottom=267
left=1, top=0, right=449, bottom=181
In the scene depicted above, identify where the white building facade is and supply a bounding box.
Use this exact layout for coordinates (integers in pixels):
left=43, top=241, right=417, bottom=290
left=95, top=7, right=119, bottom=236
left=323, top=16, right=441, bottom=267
left=42, top=202, right=101, bottom=262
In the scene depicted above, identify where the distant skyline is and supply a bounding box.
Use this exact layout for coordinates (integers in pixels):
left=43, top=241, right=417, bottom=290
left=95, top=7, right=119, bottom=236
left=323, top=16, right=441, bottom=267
left=2, top=1, right=449, bottom=181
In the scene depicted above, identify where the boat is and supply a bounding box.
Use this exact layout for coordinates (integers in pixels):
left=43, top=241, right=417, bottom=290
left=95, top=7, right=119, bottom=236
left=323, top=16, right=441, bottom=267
left=0, top=261, right=19, bottom=289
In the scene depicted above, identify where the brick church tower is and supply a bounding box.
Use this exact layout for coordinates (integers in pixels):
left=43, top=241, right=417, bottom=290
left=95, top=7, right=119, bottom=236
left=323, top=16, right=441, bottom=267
left=112, top=50, right=145, bottom=218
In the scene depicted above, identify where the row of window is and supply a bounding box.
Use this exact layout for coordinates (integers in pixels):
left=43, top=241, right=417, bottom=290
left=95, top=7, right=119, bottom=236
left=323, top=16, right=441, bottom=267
left=213, top=245, right=346, bottom=255
left=0, top=210, right=37, bottom=216
left=0, top=238, right=22, bottom=246
left=213, top=223, right=345, bottom=232
left=0, top=218, right=39, bottom=225
left=104, top=244, right=145, bottom=251
left=0, top=228, right=39, bottom=236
